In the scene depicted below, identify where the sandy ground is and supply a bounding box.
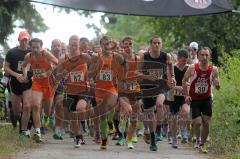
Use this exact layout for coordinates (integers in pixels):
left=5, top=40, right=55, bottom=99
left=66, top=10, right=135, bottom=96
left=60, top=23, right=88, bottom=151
left=12, top=132, right=207, bottom=159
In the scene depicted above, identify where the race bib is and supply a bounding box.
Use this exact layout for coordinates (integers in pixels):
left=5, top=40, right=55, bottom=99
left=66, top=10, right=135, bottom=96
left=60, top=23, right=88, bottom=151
left=99, top=70, right=113, bottom=81
left=173, top=89, right=184, bottom=96
left=17, top=61, right=23, bottom=71
left=1, top=76, right=9, bottom=86
left=148, top=69, right=163, bottom=80
left=70, top=71, right=84, bottom=82
left=33, top=69, right=46, bottom=78
left=195, top=82, right=208, bottom=94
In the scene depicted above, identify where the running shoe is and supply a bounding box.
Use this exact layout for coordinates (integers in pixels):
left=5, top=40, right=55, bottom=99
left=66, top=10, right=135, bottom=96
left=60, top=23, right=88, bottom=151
left=75, top=138, right=81, bottom=148
left=131, top=135, right=138, bottom=143
left=156, top=132, right=163, bottom=141
left=199, top=143, right=208, bottom=153
left=194, top=140, right=201, bottom=149
left=33, top=132, right=43, bottom=143
left=149, top=143, right=158, bottom=151
left=116, top=138, right=125, bottom=146
left=19, top=132, right=29, bottom=141
left=143, top=133, right=150, bottom=144
left=172, top=138, right=178, bottom=149
left=127, top=141, right=134, bottom=149
left=100, top=139, right=107, bottom=150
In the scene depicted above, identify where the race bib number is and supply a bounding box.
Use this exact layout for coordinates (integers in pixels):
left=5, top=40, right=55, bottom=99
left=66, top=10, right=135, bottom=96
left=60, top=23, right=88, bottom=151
left=173, top=89, right=184, bottom=96
left=99, top=70, right=113, bottom=81
left=195, top=82, right=208, bottom=94
left=33, top=69, right=46, bottom=78
left=148, top=69, right=163, bottom=80
left=17, top=61, right=23, bottom=71
left=70, top=71, right=84, bottom=82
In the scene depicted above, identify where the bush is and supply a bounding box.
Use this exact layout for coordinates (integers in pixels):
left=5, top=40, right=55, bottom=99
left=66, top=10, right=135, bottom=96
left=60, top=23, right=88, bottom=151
left=210, top=51, right=240, bottom=157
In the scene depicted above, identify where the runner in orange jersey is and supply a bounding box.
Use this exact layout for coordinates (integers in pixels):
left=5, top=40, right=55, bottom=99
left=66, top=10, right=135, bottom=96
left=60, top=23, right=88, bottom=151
left=51, top=39, right=65, bottom=140
left=117, top=36, right=142, bottom=149
left=88, top=36, right=128, bottom=150
left=22, top=38, right=58, bottom=143
left=58, top=35, right=91, bottom=148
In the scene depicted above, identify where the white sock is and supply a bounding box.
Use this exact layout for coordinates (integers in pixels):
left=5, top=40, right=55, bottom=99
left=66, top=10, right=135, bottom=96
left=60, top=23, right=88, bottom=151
left=35, top=128, right=41, bottom=134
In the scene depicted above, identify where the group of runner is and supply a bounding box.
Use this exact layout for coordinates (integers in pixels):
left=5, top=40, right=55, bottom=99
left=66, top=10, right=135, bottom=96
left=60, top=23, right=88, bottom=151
left=3, top=31, right=220, bottom=153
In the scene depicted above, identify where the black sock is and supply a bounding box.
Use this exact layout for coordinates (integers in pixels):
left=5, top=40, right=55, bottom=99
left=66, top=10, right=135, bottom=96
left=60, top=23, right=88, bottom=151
left=76, top=135, right=81, bottom=140
left=124, top=132, right=127, bottom=139
left=108, top=122, right=113, bottom=130
left=27, top=113, right=33, bottom=130
left=102, top=139, right=107, bottom=145
left=81, top=121, right=86, bottom=132
left=113, top=120, right=120, bottom=134
left=150, top=132, right=156, bottom=145
left=156, top=125, right=162, bottom=134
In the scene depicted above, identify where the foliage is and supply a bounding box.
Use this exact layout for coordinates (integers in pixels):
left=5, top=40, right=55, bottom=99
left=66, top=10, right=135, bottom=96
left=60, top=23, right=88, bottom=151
left=210, top=51, right=240, bottom=156
left=0, top=124, right=37, bottom=158
left=96, top=0, right=240, bottom=58
left=0, top=0, right=48, bottom=48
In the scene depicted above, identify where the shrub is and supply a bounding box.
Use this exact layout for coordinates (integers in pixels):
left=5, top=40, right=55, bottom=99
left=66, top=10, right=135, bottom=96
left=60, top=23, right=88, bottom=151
left=210, top=51, right=240, bottom=156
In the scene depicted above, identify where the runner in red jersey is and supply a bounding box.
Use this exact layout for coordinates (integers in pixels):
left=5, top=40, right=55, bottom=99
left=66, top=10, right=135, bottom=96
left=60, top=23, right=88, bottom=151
left=182, top=47, right=220, bottom=153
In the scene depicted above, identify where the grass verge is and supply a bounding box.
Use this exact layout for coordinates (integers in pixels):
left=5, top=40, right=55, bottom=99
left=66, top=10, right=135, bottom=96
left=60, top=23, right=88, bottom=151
left=0, top=124, right=38, bottom=159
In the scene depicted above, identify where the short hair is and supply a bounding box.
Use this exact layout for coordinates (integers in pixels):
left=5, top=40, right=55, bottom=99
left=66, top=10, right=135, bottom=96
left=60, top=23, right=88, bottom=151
left=121, top=36, right=132, bottom=43
left=150, top=35, right=162, bottom=44
left=51, top=39, right=61, bottom=45
left=29, top=38, right=43, bottom=47
left=100, top=36, right=111, bottom=45
left=197, top=47, right=212, bottom=56
left=177, top=49, right=189, bottom=59
left=69, top=35, right=79, bottom=44
left=80, top=37, right=89, bottom=43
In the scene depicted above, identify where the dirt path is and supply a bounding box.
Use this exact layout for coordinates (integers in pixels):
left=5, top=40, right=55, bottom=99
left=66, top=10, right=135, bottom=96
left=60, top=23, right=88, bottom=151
left=12, top=132, right=207, bottom=159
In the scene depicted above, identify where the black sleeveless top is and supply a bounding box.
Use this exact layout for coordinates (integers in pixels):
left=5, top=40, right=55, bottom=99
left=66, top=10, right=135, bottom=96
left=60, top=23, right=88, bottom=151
left=174, top=65, right=189, bottom=86
left=141, top=51, right=167, bottom=91
left=174, top=64, right=188, bottom=101
left=142, top=51, right=167, bottom=79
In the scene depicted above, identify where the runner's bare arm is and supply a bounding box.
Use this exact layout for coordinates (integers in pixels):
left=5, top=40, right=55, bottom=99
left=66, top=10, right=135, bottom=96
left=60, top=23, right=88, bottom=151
left=137, top=52, right=145, bottom=71
left=114, top=52, right=128, bottom=79
left=212, top=66, right=220, bottom=90
left=81, top=53, right=92, bottom=65
left=21, top=53, right=31, bottom=80
left=88, top=54, right=99, bottom=79
left=166, top=53, right=175, bottom=87
left=45, top=50, right=58, bottom=65
left=4, top=61, right=19, bottom=78
left=182, top=65, right=194, bottom=96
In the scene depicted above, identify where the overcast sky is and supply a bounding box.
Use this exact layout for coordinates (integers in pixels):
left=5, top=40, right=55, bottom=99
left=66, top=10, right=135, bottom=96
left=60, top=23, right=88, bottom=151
left=4, top=2, right=106, bottom=50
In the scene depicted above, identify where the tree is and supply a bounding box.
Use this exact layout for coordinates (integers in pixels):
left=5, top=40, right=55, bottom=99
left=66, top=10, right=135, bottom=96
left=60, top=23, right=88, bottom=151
left=0, top=0, right=48, bottom=50
left=97, top=0, right=240, bottom=63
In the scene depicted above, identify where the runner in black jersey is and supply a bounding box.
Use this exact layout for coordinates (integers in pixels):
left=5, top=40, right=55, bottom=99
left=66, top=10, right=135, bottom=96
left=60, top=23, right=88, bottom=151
left=139, top=36, right=175, bottom=151
left=168, top=49, right=190, bottom=148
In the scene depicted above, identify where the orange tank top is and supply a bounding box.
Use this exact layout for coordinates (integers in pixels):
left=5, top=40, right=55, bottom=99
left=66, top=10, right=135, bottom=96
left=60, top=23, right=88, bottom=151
left=30, top=50, right=52, bottom=86
left=64, top=54, right=88, bottom=94
left=95, top=54, right=117, bottom=92
left=119, top=55, right=141, bottom=93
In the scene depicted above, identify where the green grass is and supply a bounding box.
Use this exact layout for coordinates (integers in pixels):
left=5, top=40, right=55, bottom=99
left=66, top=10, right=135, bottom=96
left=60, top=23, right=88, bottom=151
left=0, top=124, right=38, bottom=158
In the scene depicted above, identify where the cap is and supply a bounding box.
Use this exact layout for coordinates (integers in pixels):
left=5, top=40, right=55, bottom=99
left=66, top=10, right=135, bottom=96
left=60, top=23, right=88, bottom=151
left=18, top=31, right=30, bottom=41
left=189, top=41, right=198, bottom=50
